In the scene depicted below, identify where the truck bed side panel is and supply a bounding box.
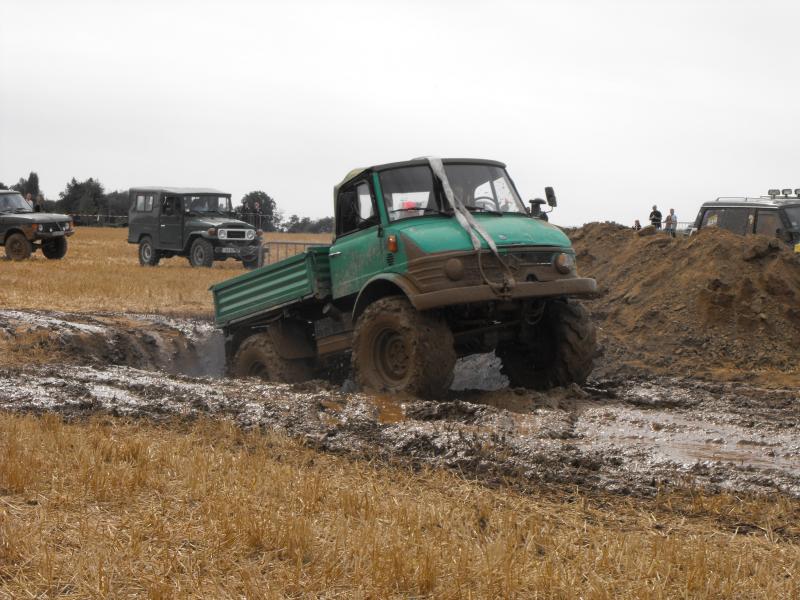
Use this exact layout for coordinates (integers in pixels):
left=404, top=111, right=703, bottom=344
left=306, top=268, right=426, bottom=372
left=211, top=246, right=331, bottom=327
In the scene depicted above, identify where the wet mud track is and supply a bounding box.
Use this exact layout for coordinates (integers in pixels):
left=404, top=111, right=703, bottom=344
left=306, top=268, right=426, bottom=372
left=1, top=363, right=799, bottom=498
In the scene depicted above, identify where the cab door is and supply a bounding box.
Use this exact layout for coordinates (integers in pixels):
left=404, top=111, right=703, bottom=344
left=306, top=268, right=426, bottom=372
left=158, top=195, right=183, bottom=249
left=329, top=179, right=385, bottom=300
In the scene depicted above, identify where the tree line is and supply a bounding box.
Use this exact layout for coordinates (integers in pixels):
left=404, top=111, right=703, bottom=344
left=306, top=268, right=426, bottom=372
left=0, top=172, right=333, bottom=234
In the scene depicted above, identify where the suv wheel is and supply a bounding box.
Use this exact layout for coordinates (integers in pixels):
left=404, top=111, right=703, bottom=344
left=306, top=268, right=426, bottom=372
left=4, top=233, right=32, bottom=260
left=42, top=237, right=68, bottom=259
left=189, top=238, right=214, bottom=268
left=352, top=296, right=455, bottom=398
left=138, top=236, right=160, bottom=266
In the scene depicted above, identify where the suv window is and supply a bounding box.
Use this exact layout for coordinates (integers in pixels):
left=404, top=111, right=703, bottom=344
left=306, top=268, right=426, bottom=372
left=162, top=196, right=180, bottom=216
left=755, top=210, right=780, bottom=236
left=135, top=194, right=154, bottom=212
left=336, top=181, right=377, bottom=236
left=720, top=208, right=752, bottom=234
left=702, top=208, right=724, bottom=228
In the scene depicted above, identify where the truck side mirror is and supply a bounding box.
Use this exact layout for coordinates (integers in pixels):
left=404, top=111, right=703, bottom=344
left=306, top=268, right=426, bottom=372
left=545, top=187, right=557, bottom=207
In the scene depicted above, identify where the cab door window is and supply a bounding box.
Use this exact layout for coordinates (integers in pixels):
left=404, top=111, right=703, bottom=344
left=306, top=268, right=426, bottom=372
left=720, top=208, right=753, bottom=235
left=336, top=181, right=377, bottom=237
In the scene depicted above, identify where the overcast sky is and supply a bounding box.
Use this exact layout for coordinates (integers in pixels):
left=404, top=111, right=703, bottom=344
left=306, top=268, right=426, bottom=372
left=2, top=0, right=799, bottom=226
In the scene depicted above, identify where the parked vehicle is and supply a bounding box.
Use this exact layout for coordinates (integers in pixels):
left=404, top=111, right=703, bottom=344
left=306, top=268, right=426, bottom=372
left=691, top=190, right=800, bottom=252
left=127, top=187, right=261, bottom=268
left=0, top=190, right=74, bottom=260
left=211, top=157, right=598, bottom=397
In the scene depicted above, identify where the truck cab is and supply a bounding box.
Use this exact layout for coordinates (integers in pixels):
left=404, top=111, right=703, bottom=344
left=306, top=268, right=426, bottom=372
left=127, top=187, right=261, bottom=268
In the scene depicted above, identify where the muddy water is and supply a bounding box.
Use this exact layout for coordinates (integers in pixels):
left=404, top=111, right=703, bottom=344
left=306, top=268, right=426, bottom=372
left=1, top=310, right=799, bottom=497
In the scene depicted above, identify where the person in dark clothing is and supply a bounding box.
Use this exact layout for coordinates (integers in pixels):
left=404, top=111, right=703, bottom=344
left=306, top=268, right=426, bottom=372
left=633, top=219, right=642, bottom=230
left=649, top=205, right=662, bottom=229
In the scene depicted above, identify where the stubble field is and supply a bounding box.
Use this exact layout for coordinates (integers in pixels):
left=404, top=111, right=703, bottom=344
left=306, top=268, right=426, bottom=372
left=1, top=227, right=799, bottom=598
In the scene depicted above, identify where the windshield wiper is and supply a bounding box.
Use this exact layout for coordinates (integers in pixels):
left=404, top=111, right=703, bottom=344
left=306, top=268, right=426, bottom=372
left=466, top=206, right=503, bottom=215
left=389, top=207, right=449, bottom=216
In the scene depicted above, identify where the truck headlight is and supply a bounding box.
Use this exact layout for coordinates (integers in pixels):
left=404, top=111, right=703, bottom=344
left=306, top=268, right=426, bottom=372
left=554, top=252, right=575, bottom=274
left=218, top=229, right=227, bottom=239
left=246, top=230, right=255, bottom=240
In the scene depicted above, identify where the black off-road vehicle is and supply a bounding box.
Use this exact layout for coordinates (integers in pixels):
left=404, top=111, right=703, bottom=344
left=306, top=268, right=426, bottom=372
left=127, top=187, right=261, bottom=268
left=0, top=190, right=74, bottom=260
left=691, top=190, right=800, bottom=253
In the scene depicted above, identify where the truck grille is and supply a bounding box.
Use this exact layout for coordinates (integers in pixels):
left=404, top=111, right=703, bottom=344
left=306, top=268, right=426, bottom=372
left=221, top=229, right=247, bottom=239
left=41, top=222, right=64, bottom=233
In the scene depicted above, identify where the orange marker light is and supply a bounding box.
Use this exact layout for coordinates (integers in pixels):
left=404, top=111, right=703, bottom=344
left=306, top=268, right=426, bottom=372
left=387, top=234, right=398, bottom=253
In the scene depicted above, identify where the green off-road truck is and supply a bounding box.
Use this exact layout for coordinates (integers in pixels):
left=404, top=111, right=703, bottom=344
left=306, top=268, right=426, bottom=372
left=211, top=157, right=597, bottom=397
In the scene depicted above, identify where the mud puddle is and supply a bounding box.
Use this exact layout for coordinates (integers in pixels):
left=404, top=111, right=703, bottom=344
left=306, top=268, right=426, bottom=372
left=1, top=310, right=799, bottom=497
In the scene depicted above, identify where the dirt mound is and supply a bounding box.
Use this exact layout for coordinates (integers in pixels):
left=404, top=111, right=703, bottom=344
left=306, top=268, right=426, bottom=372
left=569, top=223, right=800, bottom=380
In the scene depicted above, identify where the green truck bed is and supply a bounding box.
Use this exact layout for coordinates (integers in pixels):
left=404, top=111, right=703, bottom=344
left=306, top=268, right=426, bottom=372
left=211, top=246, right=332, bottom=327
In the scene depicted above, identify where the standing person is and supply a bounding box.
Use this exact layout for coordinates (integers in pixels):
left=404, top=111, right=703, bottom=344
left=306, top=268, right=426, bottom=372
left=34, top=193, right=45, bottom=213
left=633, top=219, right=642, bottom=230
left=665, top=208, right=677, bottom=237
left=649, top=205, right=662, bottom=229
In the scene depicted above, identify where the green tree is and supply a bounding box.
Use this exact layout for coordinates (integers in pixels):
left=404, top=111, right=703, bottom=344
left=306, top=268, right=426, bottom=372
left=58, top=177, right=105, bottom=215
left=10, top=171, right=40, bottom=198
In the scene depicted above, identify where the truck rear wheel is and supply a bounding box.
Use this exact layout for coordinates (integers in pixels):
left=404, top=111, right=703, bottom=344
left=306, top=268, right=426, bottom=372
left=138, top=236, right=160, bottom=266
left=232, top=332, right=313, bottom=383
left=42, top=237, right=68, bottom=259
left=498, top=299, right=596, bottom=390
left=5, top=232, right=32, bottom=260
left=189, top=238, right=214, bottom=268
left=352, top=296, right=455, bottom=399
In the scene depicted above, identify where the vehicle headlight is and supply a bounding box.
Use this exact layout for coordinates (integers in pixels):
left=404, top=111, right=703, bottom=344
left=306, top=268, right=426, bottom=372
left=444, top=258, right=464, bottom=281
left=218, top=229, right=227, bottom=239
left=246, top=229, right=255, bottom=240
left=553, top=252, right=575, bottom=274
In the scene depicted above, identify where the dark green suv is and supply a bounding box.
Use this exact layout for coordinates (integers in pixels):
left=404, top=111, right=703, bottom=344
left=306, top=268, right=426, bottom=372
left=127, top=187, right=261, bottom=268
left=0, top=190, right=74, bottom=260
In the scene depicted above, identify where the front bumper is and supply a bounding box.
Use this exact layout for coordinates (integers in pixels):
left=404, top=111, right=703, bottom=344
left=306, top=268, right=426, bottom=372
left=214, top=244, right=260, bottom=258
left=411, top=277, right=597, bottom=310
left=32, top=230, right=75, bottom=240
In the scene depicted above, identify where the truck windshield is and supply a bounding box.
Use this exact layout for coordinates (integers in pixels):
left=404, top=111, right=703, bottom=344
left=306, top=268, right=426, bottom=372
left=185, top=195, right=232, bottom=214
left=379, top=163, right=527, bottom=222
left=0, top=193, right=33, bottom=213
left=444, top=164, right=527, bottom=215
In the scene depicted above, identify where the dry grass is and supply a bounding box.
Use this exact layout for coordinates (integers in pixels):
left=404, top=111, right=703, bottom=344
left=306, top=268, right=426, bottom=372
left=0, top=228, right=331, bottom=316
left=0, top=413, right=798, bottom=599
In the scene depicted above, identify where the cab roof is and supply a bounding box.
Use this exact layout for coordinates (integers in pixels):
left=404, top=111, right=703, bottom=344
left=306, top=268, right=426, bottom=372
left=335, top=157, right=507, bottom=195
left=129, top=187, right=228, bottom=195
left=702, top=197, right=800, bottom=209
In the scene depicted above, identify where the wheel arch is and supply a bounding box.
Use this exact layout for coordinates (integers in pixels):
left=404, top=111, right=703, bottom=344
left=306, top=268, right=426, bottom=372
left=1, top=227, right=29, bottom=244
left=352, top=274, right=421, bottom=323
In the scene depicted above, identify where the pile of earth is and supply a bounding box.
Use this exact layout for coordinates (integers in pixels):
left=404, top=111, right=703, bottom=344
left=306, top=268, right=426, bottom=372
left=568, top=223, right=800, bottom=382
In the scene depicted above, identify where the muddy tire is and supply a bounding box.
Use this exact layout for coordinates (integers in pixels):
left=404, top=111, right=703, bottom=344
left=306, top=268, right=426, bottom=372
left=4, top=233, right=32, bottom=260
left=232, top=332, right=313, bottom=383
left=498, top=299, right=596, bottom=390
left=42, top=237, right=68, bottom=259
left=189, top=238, right=214, bottom=268
left=138, top=236, right=160, bottom=266
left=352, top=296, right=455, bottom=398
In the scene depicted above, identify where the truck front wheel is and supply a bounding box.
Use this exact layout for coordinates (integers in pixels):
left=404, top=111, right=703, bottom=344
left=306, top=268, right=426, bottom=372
left=232, top=332, right=313, bottom=383
left=189, top=238, right=214, bottom=267
left=5, top=233, right=32, bottom=260
left=42, top=237, right=68, bottom=259
left=352, top=296, right=455, bottom=399
left=497, top=299, right=596, bottom=390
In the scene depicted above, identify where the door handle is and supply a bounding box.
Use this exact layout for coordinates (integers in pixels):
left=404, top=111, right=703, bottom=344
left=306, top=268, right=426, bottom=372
left=329, top=251, right=342, bottom=257
left=160, top=224, right=166, bottom=227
